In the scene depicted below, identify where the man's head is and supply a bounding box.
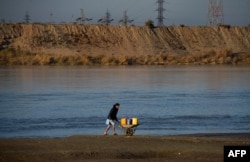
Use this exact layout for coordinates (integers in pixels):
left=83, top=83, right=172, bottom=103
left=114, top=103, right=120, bottom=109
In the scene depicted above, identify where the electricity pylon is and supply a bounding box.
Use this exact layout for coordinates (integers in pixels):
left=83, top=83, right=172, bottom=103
left=98, top=9, right=113, bottom=25
left=156, top=0, right=165, bottom=27
left=119, top=10, right=134, bottom=26
left=76, top=8, right=92, bottom=24
left=208, top=0, right=224, bottom=25
left=24, top=11, right=30, bottom=23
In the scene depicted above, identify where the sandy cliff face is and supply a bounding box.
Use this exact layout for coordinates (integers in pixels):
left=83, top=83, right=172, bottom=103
left=0, top=23, right=250, bottom=56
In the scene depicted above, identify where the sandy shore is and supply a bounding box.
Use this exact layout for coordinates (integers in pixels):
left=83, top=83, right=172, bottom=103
left=0, top=133, right=249, bottom=162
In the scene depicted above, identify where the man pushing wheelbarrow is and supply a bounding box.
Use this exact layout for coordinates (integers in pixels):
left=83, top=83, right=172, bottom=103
left=103, top=103, right=139, bottom=136
left=103, top=103, right=120, bottom=136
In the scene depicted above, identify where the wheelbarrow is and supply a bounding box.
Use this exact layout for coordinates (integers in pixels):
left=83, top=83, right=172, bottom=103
left=120, top=117, right=139, bottom=136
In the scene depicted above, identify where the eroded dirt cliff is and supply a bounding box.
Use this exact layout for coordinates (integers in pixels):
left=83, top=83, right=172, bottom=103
left=0, top=23, right=250, bottom=65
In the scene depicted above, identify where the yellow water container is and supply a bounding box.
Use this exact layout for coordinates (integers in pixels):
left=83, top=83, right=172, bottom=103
left=121, top=118, right=127, bottom=125
left=132, top=118, right=138, bottom=125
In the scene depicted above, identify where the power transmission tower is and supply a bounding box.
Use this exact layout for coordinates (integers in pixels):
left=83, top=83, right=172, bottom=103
left=119, top=10, right=134, bottom=26
left=76, top=8, right=92, bottom=24
left=50, top=12, right=53, bottom=23
left=24, top=11, right=30, bottom=23
left=156, top=0, right=165, bottom=27
left=80, top=8, right=85, bottom=24
left=98, top=9, right=113, bottom=25
left=208, top=0, right=224, bottom=25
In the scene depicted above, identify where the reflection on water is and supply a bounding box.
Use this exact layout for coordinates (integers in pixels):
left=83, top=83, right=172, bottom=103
left=0, top=66, right=250, bottom=137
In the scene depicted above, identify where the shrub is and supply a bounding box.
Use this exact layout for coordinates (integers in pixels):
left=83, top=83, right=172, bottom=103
left=145, top=20, right=155, bottom=29
left=180, top=24, right=185, bottom=27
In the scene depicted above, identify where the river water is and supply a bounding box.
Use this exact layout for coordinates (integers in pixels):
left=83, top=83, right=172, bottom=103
left=0, top=66, right=249, bottom=138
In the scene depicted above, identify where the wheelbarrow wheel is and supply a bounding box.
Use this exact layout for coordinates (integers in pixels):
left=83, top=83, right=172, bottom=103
left=126, top=128, right=134, bottom=136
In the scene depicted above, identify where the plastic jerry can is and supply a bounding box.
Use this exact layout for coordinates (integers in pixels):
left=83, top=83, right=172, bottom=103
left=132, top=118, right=138, bottom=125
left=121, top=118, right=127, bottom=125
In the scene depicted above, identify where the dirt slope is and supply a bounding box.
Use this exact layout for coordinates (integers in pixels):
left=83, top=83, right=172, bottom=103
left=1, top=24, right=250, bottom=56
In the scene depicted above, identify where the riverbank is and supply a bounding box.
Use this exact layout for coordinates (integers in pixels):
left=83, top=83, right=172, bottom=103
left=0, top=133, right=249, bottom=162
left=1, top=48, right=250, bottom=65
left=0, top=24, right=250, bottom=65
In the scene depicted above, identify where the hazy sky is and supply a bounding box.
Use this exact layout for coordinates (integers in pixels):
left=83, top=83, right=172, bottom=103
left=0, top=0, right=249, bottom=26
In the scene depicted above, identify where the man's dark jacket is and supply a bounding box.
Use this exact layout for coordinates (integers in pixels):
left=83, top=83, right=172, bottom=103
left=107, top=107, right=118, bottom=121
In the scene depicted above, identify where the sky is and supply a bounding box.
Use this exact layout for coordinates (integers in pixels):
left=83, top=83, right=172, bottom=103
left=0, top=0, right=249, bottom=26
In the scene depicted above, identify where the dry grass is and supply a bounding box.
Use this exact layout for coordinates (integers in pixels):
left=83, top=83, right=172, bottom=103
left=0, top=48, right=250, bottom=65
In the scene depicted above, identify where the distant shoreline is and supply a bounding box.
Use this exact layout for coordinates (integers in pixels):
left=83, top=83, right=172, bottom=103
left=1, top=23, right=250, bottom=65
left=1, top=133, right=249, bottom=162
